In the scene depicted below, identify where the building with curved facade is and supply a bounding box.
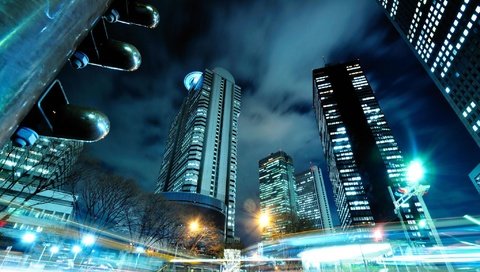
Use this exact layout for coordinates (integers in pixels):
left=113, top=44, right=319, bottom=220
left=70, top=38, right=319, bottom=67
left=156, top=68, right=241, bottom=240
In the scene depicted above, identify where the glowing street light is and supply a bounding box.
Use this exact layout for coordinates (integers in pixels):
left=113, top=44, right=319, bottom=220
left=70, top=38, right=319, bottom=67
left=134, top=246, right=145, bottom=268
left=72, top=245, right=82, bottom=254
left=50, top=245, right=59, bottom=255
left=406, top=160, right=424, bottom=183
left=189, top=220, right=200, bottom=233
left=72, top=245, right=82, bottom=261
left=22, top=232, right=36, bottom=244
left=135, top=246, right=145, bottom=254
left=81, top=234, right=96, bottom=247
left=259, top=212, right=270, bottom=229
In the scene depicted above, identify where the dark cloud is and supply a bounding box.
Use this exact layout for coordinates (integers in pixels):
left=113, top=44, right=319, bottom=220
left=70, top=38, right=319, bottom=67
left=57, top=0, right=480, bottom=246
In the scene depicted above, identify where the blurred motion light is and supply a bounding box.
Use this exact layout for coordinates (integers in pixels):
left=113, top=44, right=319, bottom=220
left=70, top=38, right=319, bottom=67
left=373, top=228, right=383, bottom=242
left=407, top=160, right=424, bottom=183
left=299, top=243, right=391, bottom=263
left=81, top=234, right=96, bottom=246
left=22, top=232, right=36, bottom=243
left=464, top=214, right=480, bottom=226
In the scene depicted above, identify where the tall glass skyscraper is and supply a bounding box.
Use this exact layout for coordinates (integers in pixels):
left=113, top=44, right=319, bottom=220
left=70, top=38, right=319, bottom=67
left=156, top=67, right=241, bottom=239
left=313, top=60, right=431, bottom=244
left=376, top=0, right=480, bottom=147
left=259, top=151, right=297, bottom=240
left=295, top=165, right=334, bottom=232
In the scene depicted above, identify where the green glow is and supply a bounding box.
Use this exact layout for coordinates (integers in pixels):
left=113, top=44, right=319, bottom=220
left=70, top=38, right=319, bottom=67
left=406, top=160, right=424, bottom=183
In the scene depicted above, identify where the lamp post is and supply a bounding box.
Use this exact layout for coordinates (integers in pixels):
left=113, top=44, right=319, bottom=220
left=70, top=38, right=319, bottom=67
left=72, top=245, right=82, bottom=262
left=37, top=243, right=50, bottom=263
left=388, top=160, right=453, bottom=272
left=21, top=232, right=36, bottom=265
left=49, top=245, right=59, bottom=260
left=134, top=246, right=145, bottom=268
left=81, top=234, right=96, bottom=247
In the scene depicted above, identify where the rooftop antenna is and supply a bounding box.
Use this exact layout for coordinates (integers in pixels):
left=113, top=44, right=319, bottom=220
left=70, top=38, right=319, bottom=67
left=322, top=56, right=327, bottom=66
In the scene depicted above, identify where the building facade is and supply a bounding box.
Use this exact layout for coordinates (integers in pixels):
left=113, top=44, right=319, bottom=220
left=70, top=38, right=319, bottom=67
left=469, top=163, right=480, bottom=194
left=295, top=165, right=334, bottom=232
left=313, top=60, right=431, bottom=244
left=156, top=68, right=241, bottom=239
left=259, top=151, right=297, bottom=240
left=0, top=137, right=81, bottom=237
left=376, top=0, right=480, bottom=147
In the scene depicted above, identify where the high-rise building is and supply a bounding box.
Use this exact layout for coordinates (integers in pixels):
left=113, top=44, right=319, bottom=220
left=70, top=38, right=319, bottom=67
left=0, top=137, right=82, bottom=191
left=156, top=68, right=241, bottom=240
left=469, top=163, right=480, bottom=194
left=313, top=60, right=431, bottom=244
left=259, top=151, right=297, bottom=239
left=0, top=137, right=81, bottom=235
left=295, top=165, right=334, bottom=231
left=376, top=0, right=480, bottom=147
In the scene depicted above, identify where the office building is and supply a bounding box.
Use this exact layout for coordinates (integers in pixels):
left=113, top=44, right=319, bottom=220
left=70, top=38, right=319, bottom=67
left=0, top=137, right=80, bottom=238
left=0, top=137, right=82, bottom=193
left=376, top=0, right=480, bottom=147
left=156, top=68, right=241, bottom=240
left=295, top=165, right=334, bottom=231
left=469, top=163, right=480, bottom=194
left=259, top=151, right=297, bottom=239
left=313, top=60, right=431, bottom=244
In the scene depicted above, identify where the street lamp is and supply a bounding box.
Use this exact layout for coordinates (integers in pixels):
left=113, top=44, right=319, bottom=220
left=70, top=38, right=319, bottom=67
left=72, top=245, right=82, bottom=261
left=389, top=159, right=453, bottom=272
left=135, top=246, right=145, bottom=268
left=406, top=160, right=424, bottom=184
left=189, top=220, right=200, bottom=233
left=258, top=212, right=270, bottom=229
left=49, top=245, right=59, bottom=258
left=81, top=234, right=96, bottom=247
left=22, top=232, right=36, bottom=244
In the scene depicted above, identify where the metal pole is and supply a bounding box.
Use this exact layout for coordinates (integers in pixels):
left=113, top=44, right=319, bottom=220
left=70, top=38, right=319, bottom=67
left=416, top=194, right=454, bottom=272
left=37, top=244, right=47, bottom=263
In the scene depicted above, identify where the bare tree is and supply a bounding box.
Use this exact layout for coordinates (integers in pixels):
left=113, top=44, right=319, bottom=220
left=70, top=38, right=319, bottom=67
left=71, top=170, right=140, bottom=231
left=180, top=217, right=224, bottom=257
left=118, top=193, right=184, bottom=249
left=0, top=137, right=82, bottom=219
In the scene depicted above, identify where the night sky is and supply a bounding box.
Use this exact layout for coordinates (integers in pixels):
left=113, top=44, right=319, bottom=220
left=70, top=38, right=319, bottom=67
left=58, top=0, right=480, bottom=245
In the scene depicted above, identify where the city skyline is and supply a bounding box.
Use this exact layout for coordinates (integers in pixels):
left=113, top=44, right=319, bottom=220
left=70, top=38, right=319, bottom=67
left=57, top=0, right=480, bottom=245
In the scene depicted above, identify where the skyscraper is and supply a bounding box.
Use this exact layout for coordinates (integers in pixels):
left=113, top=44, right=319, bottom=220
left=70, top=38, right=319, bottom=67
left=313, top=60, right=430, bottom=244
left=259, top=151, right=297, bottom=239
left=295, top=165, right=333, bottom=232
left=0, top=137, right=82, bottom=189
left=0, top=137, right=81, bottom=233
left=156, top=67, right=241, bottom=239
left=376, top=0, right=480, bottom=147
